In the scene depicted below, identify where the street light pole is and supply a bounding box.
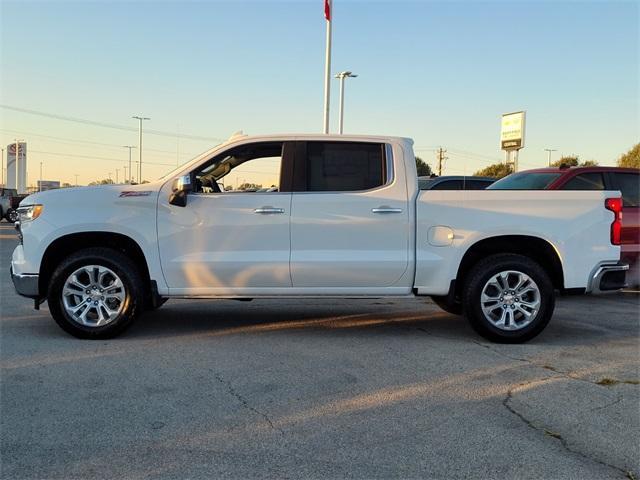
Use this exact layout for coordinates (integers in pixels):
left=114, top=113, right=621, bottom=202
left=39, top=162, right=43, bottom=192
left=74, top=174, right=79, bottom=186
left=122, top=145, right=137, bottom=183
left=132, top=116, right=150, bottom=182
left=334, top=71, right=357, bottom=134
left=1, top=148, right=4, bottom=187
left=544, top=148, right=557, bottom=167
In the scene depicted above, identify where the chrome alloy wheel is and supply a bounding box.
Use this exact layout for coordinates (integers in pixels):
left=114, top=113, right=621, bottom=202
left=61, top=265, right=126, bottom=327
left=480, top=270, right=541, bottom=331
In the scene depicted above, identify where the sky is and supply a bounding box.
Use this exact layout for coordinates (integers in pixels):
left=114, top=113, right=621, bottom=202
left=0, top=0, right=638, bottom=186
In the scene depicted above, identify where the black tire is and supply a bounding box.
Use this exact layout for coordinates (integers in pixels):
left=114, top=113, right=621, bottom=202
left=47, top=247, right=144, bottom=339
left=430, top=295, right=463, bottom=315
left=463, top=253, right=555, bottom=343
left=6, top=208, right=18, bottom=223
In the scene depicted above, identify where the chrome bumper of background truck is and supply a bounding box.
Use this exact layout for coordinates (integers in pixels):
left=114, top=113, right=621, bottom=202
left=10, top=267, right=40, bottom=299
left=587, top=262, right=629, bottom=294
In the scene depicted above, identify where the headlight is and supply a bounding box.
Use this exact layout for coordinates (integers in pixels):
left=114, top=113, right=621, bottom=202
left=17, top=204, right=44, bottom=222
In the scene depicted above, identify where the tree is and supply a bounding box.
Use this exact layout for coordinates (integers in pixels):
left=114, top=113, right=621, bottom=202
left=238, top=182, right=261, bottom=191
left=88, top=179, right=115, bottom=186
left=617, top=143, right=640, bottom=168
left=550, top=155, right=598, bottom=168
left=415, top=156, right=433, bottom=176
left=61, top=182, right=72, bottom=188
left=473, top=163, right=513, bottom=179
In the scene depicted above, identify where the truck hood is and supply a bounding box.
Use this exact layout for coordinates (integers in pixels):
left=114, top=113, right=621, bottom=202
left=19, top=181, right=165, bottom=207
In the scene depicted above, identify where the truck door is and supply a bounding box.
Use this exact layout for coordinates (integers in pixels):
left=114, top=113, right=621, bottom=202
left=289, top=141, right=411, bottom=290
left=157, top=141, right=293, bottom=294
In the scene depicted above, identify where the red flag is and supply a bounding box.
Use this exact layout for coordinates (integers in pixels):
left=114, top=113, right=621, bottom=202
left=324, top=0, right=331, bottom=21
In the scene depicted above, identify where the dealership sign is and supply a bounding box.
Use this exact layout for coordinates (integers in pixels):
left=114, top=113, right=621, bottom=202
left=500, top=111, right=526, bottom=151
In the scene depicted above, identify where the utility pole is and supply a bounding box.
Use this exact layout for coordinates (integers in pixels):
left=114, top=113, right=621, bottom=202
left=122, top=145, right=136, bottom=183
left=544, top=148, right=557, bottom=167
left=335, top=71, right=358, bottom=134
left=115, top=169, right=119, bottom=183
left=1, top=148, right=4, bottom=187
left=437, top=147, right=447, bottom=176
left=39, top=162, right=43, bottom=191
left=322, top=0, right=332, bottom=134
left=74, top=174, right=79, bottom=186
left=132, top=116, right=150, bottom=182
left=124, top=166, right=128, bottom=183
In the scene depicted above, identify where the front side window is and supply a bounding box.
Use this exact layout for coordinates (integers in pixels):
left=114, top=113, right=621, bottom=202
left=304, top=142, right=386, bottom=192
left=193, top=142, right=283, bottom=193
left=561, top=173, right=605, bottom=191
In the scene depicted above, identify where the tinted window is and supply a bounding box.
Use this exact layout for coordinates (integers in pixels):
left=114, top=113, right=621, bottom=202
left=305, top=142, right=385, bottom=192
left=431, top=180, right=462, bottom=190
left=488, top=172, right=561, bottom=190
left=613, top=173, right=639, bottom=207
left=466, top=180, right=493, bottom=190
left=561, top=173, right=605, bottom=191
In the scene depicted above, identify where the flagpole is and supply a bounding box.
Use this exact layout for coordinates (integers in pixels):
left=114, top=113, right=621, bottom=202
left=322, top=0, right=332, bottom=134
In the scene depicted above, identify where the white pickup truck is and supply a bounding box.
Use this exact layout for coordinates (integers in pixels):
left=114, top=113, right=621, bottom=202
left=11, top=134, right=628, bottom=342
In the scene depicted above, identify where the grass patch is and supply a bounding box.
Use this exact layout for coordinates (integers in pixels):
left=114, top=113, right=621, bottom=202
left=596, top=378, right=619, bottom=386
left=544, top=429, right=562, bottom=440
left=596, top=378, right=640, bottom=386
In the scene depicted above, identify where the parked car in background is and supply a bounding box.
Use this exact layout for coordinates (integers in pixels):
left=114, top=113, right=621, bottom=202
left=418, top=175, right=495, bottom=190
left=489, top=166, right=640, bottom=286
left=0, top=188, right=27, bottom=222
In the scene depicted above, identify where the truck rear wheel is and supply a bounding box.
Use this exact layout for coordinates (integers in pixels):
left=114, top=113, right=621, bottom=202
left=47, top=248, right=143, bottom=339
left=463, top=254, right=555, bottom=343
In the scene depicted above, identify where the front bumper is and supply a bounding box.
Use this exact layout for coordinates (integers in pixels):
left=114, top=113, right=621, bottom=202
left=587, top=262, right=629, bottom=294
left=10, top=267, right=40, bottom=299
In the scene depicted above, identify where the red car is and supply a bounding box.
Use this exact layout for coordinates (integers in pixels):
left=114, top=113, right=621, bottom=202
left=489, top=166, right=640, bottom=287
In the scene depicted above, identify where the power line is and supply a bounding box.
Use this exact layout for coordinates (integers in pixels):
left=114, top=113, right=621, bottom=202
left=29, top=149, right=177, bottom=167
left=0, top=128, right=199, bottom=157
left=0, top=105, right=224, bottom=142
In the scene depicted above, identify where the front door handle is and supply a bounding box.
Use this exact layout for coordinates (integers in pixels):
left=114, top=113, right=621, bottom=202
left=372, top=206, right=403, bottom=214
left=254, top=206, right=285, bottom=214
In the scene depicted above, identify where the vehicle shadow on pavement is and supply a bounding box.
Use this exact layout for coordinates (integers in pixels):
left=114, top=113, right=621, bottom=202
left=125, top=294, right=639, bottom=347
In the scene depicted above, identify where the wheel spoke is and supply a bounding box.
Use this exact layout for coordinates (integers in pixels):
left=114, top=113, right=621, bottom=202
left=62, top=264, right=126, bottom=328
left=480, top=269, right=541, bottom=332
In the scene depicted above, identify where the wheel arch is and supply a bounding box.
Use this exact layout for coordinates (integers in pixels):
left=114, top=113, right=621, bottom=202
left=39, top=231, right=152, bottom=298
left=454, top=235, right=565, bottom=299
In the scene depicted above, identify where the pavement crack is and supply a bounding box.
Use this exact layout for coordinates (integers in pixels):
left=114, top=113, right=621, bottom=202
left=503, top=386, right=634, bottom=479
left=214, top=373, right=284, bottom=436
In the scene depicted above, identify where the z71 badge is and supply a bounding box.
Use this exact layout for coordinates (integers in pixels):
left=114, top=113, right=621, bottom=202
left=119, top=191, right=152, bottom=197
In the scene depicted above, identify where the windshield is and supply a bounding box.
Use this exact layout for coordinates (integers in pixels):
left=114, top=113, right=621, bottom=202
left=488, top=172, right=561, bottom=190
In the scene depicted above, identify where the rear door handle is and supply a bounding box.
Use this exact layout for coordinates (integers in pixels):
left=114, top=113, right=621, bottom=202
left=372, top=206, right=403, bottom=214
left=254, top=206, right=285, bottom=214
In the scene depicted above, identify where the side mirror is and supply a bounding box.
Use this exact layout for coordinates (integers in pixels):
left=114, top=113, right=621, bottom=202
left=169, top=174, right=192, bottom=207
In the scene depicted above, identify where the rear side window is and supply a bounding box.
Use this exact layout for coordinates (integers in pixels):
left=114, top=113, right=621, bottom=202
left=561, top=173, right=605, bottom=191
left=488, top=172, right=561, bottom=190
left=613, top=173, right=639, bottom=207
left=304, top=142, right=386, bottom=192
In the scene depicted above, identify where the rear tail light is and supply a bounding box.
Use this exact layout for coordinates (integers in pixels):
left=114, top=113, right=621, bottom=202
left=605, top=198, right=623, bottom=245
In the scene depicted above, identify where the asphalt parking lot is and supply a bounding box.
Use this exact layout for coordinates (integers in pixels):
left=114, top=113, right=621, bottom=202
left=1, top=223, right=638, bottom=479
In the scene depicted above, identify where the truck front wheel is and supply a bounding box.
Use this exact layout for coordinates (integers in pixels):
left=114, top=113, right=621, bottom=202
left=47, top=248, right=144, bottom=339
left=463, top=254, right=555, bottom=343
